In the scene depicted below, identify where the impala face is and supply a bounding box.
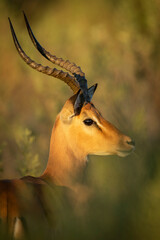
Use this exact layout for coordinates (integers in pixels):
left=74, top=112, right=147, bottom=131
left=60, top=96, right=135, bottom=158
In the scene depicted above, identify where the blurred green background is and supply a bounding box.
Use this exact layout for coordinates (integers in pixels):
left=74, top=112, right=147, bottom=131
left=0, top=0, right=160, bottom=239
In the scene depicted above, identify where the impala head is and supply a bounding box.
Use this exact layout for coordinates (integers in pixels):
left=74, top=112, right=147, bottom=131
left=9, top=13, right=135, bottom=161
left=59, top=93, right=135, bottom=158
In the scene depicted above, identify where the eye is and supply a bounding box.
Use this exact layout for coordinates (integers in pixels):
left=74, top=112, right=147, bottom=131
left=83, top=118, right=94, bottom=126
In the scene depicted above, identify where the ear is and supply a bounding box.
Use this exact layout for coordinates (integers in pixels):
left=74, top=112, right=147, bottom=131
left=60, top=108, right=74, bottom=124
left=74, top=90, right=85, bottom=116
left=60, top=95, right=76, bottom=124
left=88, top=83, right=98, bottom=101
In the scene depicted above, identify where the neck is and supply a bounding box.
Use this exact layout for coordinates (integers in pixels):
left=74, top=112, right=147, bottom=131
left=41, top=116, right=88, bottom=190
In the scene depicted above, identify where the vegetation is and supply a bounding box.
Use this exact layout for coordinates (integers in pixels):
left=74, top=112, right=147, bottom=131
left=0, top=0, right=160, bottom=239
left=15, top=127, right=41, bottom=176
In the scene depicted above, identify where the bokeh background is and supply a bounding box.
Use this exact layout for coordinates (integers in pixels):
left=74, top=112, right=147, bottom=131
left=0, top=0, right=160, bottom=239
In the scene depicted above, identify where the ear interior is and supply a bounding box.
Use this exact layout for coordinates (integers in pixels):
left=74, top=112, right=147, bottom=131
left=60, top=95, right=76, bottom=124
left=60, top=108, right=74, bottom=124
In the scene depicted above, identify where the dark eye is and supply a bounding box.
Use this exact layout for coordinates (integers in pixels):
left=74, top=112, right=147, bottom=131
left=83, top=118, right=94, bottom=126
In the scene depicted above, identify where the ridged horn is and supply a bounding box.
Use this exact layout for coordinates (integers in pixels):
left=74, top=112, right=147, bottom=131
left=23, top=12, right=84, bottom=77
left=8, top=17, right=80, bottom=93
left=22, top=13, right=90, bottom=101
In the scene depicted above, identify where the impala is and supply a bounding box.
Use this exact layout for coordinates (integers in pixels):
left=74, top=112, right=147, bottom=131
left=0, top=13, right=135, bottom=239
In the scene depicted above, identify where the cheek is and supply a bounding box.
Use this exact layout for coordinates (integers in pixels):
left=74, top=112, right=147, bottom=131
left=89, top=129, right=118, bottom=152
left=77, top=127, right=106, bottom=151
left=70, top=124, right=115, bottom=153
left=70, top=125, right=94, bottom=149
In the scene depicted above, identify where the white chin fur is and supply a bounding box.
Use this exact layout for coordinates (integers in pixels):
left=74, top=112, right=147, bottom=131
left=117, top=150, right=133, bottom=157
left=91, top=150, right=132, bottom=157
left=90, top=152, right=114, bottom=156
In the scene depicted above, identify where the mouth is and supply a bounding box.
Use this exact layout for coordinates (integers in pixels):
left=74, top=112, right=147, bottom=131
left=91, top=142, right=135, bottom=157
left=117, top=147, right=135, bottom=157
left=116, top=136, right=135, bottom=157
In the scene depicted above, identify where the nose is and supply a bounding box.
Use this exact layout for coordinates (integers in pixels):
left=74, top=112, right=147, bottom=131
left=126, top=139, right=135, bottom=147
left=125, top=136, right=135, bottom=147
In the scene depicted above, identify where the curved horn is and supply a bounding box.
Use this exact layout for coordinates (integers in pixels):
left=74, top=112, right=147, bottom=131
left=8, top=18, right=80, bottom=93
left=23, top=13, right=89, bottom=101
left=23, top=12, right=84, bottom=77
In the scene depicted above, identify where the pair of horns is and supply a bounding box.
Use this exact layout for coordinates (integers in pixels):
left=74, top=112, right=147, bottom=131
left=8, top=12, right=97, bottom=114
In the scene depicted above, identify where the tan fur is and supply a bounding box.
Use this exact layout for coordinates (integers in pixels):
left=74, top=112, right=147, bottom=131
left=0, top=94, right=134, bottom=238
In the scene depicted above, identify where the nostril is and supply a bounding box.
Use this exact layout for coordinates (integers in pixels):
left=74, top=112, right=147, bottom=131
left=126, top=140, right=135, bottom=147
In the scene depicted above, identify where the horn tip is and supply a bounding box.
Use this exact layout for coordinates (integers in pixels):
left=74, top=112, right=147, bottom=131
left=23, top=11, right=27, bottom=20
left=22, top=10, right=26, bottom=16
left=8, top=17, right=11, bottom=24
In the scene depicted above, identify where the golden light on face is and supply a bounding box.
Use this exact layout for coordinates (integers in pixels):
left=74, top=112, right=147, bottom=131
left=62, top=102, right=135, bottom=158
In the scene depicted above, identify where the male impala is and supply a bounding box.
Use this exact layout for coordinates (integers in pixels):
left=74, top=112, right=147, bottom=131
left=0, top=13, right=135, bottom=239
